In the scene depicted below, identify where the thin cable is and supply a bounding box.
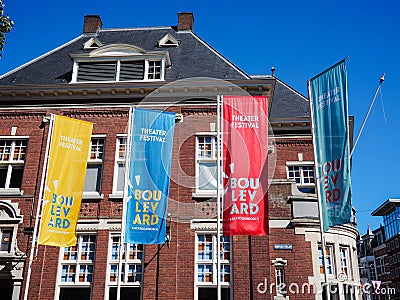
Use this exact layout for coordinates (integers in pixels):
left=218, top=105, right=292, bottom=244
left=379, top=88, right=386, bottom=125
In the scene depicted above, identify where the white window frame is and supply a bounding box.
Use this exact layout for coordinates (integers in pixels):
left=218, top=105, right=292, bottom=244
left=146, top=59, right=163, bottom=80
left=194, top=133, right=219, bottom=197
left=375, top=231, right=384, bottom=245
left=83, top=136, right=105, bottom=199
left=56, top=234, right=97, bottom=299
left=272, top=258, right=288, bottom=299
left=339, top=246, right=351, bottom=280
left=194, top=231, right=232, bottom=300
left=0, top=201, right=22, bottom=255
left=368, top=261, right=377, bottom=280
left=318, top=244, right=335, bottom=277
left=109, top=134, right=127, bottom=199
left=106, top=233, right=143, bottom=300
left=110, top=135, right=127, bottom=198
left=286, top=161, right=315, bottom=191
left=377, top=257, right=386, bottom=275
left=0, top=137, right=28, bottom=194
left=72, top=57, right=166, bottom=83
left=0, top=226, right=14, bottom=253
left=157, top=33, right=179, bottom=47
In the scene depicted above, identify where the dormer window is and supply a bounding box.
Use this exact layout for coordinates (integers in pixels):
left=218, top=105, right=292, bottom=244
left=83, top=37, right=103, bottom=50
left=148, top=60, right=162, bottom=79
left=70, top=44, right=170, bottom=83
left=77, top=62, right=118, bottom=82
left=158, top=34, right=179, bottom=47
left=76, top=60, right=147, bottom=82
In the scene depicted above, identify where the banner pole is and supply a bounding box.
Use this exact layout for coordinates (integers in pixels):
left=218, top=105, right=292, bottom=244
left=350, top=73, right=385, bottom=158
left=307, top=81, right=331, bottom=300
left=23, top=114, right=54, bottom=300
left=117, top=107, right=134, bottom=300
left=216, top=95, right=222, bottom=300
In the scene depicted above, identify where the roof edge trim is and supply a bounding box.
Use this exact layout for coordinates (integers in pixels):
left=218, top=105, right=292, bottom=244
left=274, top=77, right=309, bottom=101
left=98, top=26, right=172, bottom=32
left=0, top=35, right=85, bottom=80
left=371, top=198, right=400, bottom=216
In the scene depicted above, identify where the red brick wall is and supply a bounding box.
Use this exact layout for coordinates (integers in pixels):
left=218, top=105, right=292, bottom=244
left=273, top=138, right=314, bottom=180
left=0, top=106, right=316, bottom=299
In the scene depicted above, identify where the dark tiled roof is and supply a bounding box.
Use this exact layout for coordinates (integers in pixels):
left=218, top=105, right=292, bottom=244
left=251, top=75, right=310, bottom=119
left=0, top=25, right=311, bottom=121
left=0, top=27, right=248, bottom=85
left=269, top=78, right=310, bottom=119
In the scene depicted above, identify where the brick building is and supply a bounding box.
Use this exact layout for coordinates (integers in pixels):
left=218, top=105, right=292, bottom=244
left=0, top=13, right=361, bottom=300
left=357, top=225, right=391, bottom=299
left=370, top=199, right=400, bottom=299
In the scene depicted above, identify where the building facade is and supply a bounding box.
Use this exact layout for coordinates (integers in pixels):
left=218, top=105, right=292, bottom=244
left=357, top=225, right=391, bottom=300
left=0, top=13, right=361, bottom=300
left=370, top=199, right=400, bottom=299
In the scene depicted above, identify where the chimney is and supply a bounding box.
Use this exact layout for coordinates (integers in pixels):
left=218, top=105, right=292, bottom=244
left=177, top=12, right=194, bottom=31
left=83, top=15, right=102, bottom=33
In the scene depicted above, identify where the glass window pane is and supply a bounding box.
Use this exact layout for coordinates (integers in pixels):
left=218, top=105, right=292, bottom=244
left=198, top=163, right=217, bottom=191
left=63, top=246, right=77, bottom=260
left=197, top=264, right=213, bottom=282
left=118, top=138, right=127, bottom=159
left=79, top=265, right=93, bottom=282
left=84, top=165, right=102, bottom=193
left=59, top=287, right=91, bottom=300
left=0, top=167, right=7, bottom=188
left=61, top=265, right=76, bottom=282
left=148, top=61, right=161, bottom=80
left=0, top=229, right=12, bottom=252
left=198, top=137, right=213, bottom=159
left=0, top=141, right=12, bottom=161
left=127, top=264, right=142, bottom=282
left=90, top=139, right=104, bottom=160
left=13, top=140, right=27, bottom=161
left=117, top=164, right=125, bottom=192
left=109, top=264, right=118, bottom=282
left=108, top=287, right=141, bottom=300
left=9, top=166, right=24, bottom=188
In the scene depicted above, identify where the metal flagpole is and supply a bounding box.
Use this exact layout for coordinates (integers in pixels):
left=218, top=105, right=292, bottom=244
left=117, top=107, right=134, bottom=300
left=23, top=114, right=55, bottom=300
left=307, top=81, right=331, bottom=300
left=216, top=95, right=222, bottom=300
left=350, top=73, right=385, bottom=158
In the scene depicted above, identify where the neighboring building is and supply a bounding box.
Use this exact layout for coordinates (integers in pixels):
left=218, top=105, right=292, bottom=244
left=370, top=227, right=391, bottom=297
left=357, top=225, right=391, bottom=300
left=0, top=13, right=361, bottom=300
left=371, top=199, right=400, bottom=299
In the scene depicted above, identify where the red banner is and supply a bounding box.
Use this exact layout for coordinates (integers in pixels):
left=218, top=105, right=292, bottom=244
left=223, top=96, right=269, bottom=236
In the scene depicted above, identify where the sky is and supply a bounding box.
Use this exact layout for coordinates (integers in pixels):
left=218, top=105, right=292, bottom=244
left=1, top=0, right=399, bottom=233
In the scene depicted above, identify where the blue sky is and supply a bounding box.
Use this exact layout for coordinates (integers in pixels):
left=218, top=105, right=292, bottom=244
left=1, top=0, right=399, bottom=233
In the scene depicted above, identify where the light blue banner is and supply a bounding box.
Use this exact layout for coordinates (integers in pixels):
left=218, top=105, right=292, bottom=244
left=309, top=60, right=352, bottom=232
left=125, top=108, right=175, bottom=244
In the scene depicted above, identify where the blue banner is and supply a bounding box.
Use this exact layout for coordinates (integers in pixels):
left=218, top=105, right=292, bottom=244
left=309, top=60, right=352, bottom=232
left=125, top=108, right=176, bottom=244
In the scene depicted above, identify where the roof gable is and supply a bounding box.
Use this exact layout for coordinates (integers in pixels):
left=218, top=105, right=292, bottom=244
left=158, top=33, right=179, bottom=47
left=0, top=27, right=248, bottom=85
left=83, top=37, right=103, bottom=49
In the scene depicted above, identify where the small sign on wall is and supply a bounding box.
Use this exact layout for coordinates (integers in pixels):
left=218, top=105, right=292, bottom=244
left=274, top=244, right=293, bottom=250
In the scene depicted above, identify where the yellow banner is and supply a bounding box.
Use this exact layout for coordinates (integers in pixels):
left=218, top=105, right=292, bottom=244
left=39, top=115, right=93, bottom=247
